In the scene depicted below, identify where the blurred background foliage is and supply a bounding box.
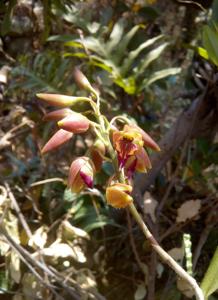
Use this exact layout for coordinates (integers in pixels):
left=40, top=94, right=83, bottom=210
left=0, top=0, right=218, bottom=299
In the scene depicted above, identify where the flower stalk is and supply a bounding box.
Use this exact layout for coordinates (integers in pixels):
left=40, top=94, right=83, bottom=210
left=38, top=69, right=204, bottom=300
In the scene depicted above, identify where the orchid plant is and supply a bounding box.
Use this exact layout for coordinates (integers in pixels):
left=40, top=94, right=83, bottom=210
left=37, top=68, right=204, bottom=300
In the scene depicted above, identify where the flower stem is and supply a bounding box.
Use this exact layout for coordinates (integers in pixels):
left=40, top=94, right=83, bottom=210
left=128, top=202, right=204, bottom=300
left=96, top=95, right=204, bottom=300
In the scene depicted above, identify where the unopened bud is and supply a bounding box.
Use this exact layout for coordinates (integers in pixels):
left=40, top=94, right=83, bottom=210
left=58, top=112, right=89, bottom=133
left=73, top=67, right=98, bottom=97
left=68, top=157, right=95, bottom=193
left=41, top=129, right=73, bottom=154
left=43, top=108, right=73, bottom=121
left=37, top=93, right=83, bottom=107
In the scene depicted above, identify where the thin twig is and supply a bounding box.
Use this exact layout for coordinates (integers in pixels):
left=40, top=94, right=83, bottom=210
left=0, top=228, right=64, bottom=300
left=4, top=182, right=33, bottom=239
left=30, top=177, right=64, bottom=187
left=126, top=210, right=147, bottom=275
left=128, top=203, right=204, bottom=300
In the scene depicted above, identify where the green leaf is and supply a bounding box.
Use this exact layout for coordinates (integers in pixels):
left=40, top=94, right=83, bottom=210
left=197, top=47, right=209, bottom=60
left=202, top=25, right=218, bottom=66
left=115, top=24, right=142, bottom=64
left=121, top=35, right=164, bottom=75
left=107, top=19, right=125, bottom=52
left=142, top=67, right=181, bottom=88
left=212, top=0, right=218, bottom=24
left=201, top=247, right=218, bottom=299
left=1, top=0, right=17, bottom=36
left=136, top=42, right=169, bottom=77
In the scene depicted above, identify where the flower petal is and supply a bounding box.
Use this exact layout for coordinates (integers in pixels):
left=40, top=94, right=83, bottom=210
left=124, top=124, right=160, bottom=151
left=135, top=147, right=152, bottom=172
left=106, top=183, right=133, bottom=208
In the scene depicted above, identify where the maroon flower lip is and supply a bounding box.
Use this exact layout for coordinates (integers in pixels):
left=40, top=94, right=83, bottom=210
left=80, top=171, right=93, bottom=188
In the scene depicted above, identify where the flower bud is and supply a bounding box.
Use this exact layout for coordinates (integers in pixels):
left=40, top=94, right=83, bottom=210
left=36, top=93, right=83, bottom=107
left=106, top=183, right=133, bottom=208
left=124, top=124, right=160, bottom=151
left=41, top=129, right=73, bottom=154
left=68, top=157, right=95, bottom=193
left=89, top=139, right=106, bottom=172
left=43, top=108, right=73, bottom=121
left=58, top=112, right=89, bottom=133
left=73, top=67, right=94, bottom=93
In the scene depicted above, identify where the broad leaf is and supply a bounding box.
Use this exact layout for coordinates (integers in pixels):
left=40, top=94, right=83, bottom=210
left=202, top=25, right=218, bottom=66
left=107, top=19, right=125, bottom=52
left=201, top=247, right=218, bottom=299
left=142, top=67, right=181, bottom=88
left=121, top=35, right=164, bottom=75
left=115, top=24, right=142, bottom=64
left=136, top=42, right=169, bottom=77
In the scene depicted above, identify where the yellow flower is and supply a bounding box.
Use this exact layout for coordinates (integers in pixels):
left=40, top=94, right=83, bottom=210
left=106, top=183, right=133, bottom=208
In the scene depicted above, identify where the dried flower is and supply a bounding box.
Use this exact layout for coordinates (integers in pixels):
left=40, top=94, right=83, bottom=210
left=106, top=183, right=133, bottom=208
left=68, top=157, right=95, bottom=193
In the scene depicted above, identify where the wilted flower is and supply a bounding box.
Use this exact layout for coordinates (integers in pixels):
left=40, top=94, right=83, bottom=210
left=41, top=129, right=73, bottom=154
left=106, top=183, right=133, bottom=208
left=58, top=112, right=90, bottom=133
left=68, top=157, right=95, bottom=193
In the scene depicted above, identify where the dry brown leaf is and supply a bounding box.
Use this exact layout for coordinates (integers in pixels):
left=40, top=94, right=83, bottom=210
left=168, top=247, right=184, bottom=261
left=143, top=192, right=158, bottom=223
left=9, top=250, right=21, bottom=283
left=176, top=200, right=201, bottom=223
left=177, top=277, right=195, bottom=298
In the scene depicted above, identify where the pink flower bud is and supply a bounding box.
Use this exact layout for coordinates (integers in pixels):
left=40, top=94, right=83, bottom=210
left=58, top=112, right=89, bottom=133
left=36, top=93, right=82, bottom=107
left=41, top=129, right=73, bottom=154
left=73, top=68, right=93, bottom=92
left=43, top=108, right=73, bottom=121
left=68, top=157, right=95, bottom=193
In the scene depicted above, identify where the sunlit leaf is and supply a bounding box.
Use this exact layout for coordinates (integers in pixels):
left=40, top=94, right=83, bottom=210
left=143, top=67, right=181, bottom=88
left=201, top=247, right=218, bottom=299
left=202, top=25, right=218, bottom=66
left=107, top=19, right=125, bottom=52
left=121, top=35, right=164, bottom=75
left=136, top=42, right=169, bottom=77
